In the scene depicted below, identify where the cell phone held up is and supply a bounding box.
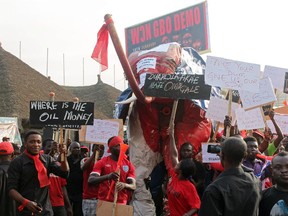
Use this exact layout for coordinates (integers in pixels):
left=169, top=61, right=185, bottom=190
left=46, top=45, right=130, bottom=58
left=207, top=144, right=221, bottom=154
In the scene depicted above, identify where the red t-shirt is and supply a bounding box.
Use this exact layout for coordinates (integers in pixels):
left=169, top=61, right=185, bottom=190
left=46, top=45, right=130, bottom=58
left=49, top=173, right=66, bottom=206
left=167, top=170, right=201, bottom=216
left=81, top=157, right=99, bottom=199
left=91, top=156, right=135, bottom=204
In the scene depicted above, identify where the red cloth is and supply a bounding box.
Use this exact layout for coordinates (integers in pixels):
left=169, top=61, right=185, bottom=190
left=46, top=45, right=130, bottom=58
left=92, top=156, right=135, bottom=204
left=82, top=158, right=99, bottom=199
left=49, top=173, right=66, bottom=206
left=24, top=150, right=50, bottom=188
left=167, top=170, right=201, bottom=216
left=107, top=136, right=125, bottom=153
left=91, top=21, right=111, bottom=72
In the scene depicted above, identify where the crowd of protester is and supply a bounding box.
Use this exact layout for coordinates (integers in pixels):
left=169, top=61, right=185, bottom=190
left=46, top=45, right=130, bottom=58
left=0, top=109, right=288, bottom=216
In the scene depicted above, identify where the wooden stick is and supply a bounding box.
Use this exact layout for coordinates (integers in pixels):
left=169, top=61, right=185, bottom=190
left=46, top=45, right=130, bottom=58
left=226, top=89, right=232, bottom=137
left=169, top=100, right=179, bottom=129
left=112, top=169, right=120, bottom=216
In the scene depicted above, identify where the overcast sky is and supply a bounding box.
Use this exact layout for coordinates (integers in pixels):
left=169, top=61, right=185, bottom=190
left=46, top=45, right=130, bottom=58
left=1, top=0, right=288, bottom=91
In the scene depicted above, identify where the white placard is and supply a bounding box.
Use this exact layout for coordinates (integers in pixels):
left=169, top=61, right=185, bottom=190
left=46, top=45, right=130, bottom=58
left=205, top=96, right=240, bottom=126
left=235, top=107, right=265, bottom=130
left=84, top=119, right=122, bottom=144
left=266, top=113, right=288, bottom=135
left=239, top=77, right=276, bottom=110
left=263, top=65, right=288, bottom=91
left=201, top=143, right=220, bottom=163
left=205, top=56, right=261, bottom=92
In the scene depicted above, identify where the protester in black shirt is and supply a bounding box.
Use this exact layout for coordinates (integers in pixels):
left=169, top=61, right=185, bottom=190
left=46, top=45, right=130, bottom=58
left=259, top=151, right=288, bottom=216
left=199, top=137, right=261, bottom=216
left=7, top=130, right=69, bottom=215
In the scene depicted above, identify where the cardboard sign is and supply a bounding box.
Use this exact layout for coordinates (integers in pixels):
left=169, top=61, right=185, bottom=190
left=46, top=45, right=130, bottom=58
left=79, top=119, right=123, bottom=144
left=29, top=101, right=94, bottom=126
left=205, top=96, right=240, bottom=126
left=205, top=56, right=261, bottom=92
left=201, top=143, right=220, bottom=163
left=143, top=74, right=211, bottom=100
left=264, top=65, right=288, bottom=91
left=266, top=113, right=288, bottom=135
left=239, top=77, right=276, bottom=110
left=235, top=107, right=265, bottom=130
left=96, top=200, right=133, bottom=216
left=125, top=2, right=209, bottom=56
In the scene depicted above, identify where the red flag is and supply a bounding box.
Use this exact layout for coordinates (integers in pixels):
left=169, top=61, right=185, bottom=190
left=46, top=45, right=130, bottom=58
left=91, top=24, right=109, bottom=72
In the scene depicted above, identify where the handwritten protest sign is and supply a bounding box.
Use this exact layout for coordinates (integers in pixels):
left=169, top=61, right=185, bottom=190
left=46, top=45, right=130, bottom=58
left=205, top=96, right=240, bottom=126
left=79, top=119, right=123, bottom=144
left=235, top=107, right=265, bottom=130
left=239, top=77, right=276, bottom=110
left=205, top=56, right=261, bottom=92
left=263, top=65, right=288, bottom=91
left=143, top=74, right=211, bottom=100
left=266, top=113, right=288, bottom=135
left=29, top=101, right=94, bottom=126
left=201, top=143, right=220, bottom=163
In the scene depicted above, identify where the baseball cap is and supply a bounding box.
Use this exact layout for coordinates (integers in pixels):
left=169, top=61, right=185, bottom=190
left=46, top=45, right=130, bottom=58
left=0, top=141, right=14, bottom=155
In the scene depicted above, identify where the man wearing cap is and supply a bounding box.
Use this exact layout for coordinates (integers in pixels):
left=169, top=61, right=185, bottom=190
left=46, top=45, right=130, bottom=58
left=88, top=136, right=136, bottom=205
left=0, top=141, right=17, bottom=216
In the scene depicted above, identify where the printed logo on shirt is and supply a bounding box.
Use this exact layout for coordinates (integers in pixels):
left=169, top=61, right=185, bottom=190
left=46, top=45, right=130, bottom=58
left=122, top=165, right=129, bottom=173
left=105, top=164, right=112, bottom=168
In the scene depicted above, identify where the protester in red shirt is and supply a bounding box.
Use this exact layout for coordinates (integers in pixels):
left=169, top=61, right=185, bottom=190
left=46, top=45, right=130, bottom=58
left=88, top=136, right=136, bottom=204
left=167, top=125, right=201, bottom=216
left=42, top=139, right=72, bottom=216
left=81, top=144, right=104, bottom=216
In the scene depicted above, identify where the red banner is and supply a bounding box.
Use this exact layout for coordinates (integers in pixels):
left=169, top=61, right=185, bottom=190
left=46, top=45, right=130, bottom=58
left=125, top=1, right=210, bottom=56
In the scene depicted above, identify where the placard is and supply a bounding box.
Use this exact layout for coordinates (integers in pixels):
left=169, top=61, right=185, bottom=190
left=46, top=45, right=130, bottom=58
left=264, top=65, right=288, bottom=91
left=96, top=200, right=133, bottom=216
left=79, top=119, right=123, bottom=144
left=205, top=56, right=261, bottom=92
left=239, top=77, right=276, bottom=110
left=29, top=101, right=94, bottom=126
left=201, top=143, right=220, bottom=163
left=266, top=113, right=288, bottom=135
left=143, top=74, right=211, bottom=100
left=235, top=107, right=265, bottom=130
left=205, top=96, right=240, bottom=126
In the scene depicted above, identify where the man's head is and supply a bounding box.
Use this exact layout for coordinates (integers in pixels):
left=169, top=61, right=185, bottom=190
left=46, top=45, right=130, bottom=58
left=175, top=158, right=196, bottom=179
left=69, top=141, right=81, bottom=156
left=107, top=136, right=124, bottom=156
left=243, top=136, right=258, bottom=160
left=220, top=137, right=247, bottom=168
left=42, top=139, right=59, bottom=156
left=24, top=130, right=42, bottom=155
left=271, top=151, right=288, bottom=189
left=179, top=142, right=193, bottom=160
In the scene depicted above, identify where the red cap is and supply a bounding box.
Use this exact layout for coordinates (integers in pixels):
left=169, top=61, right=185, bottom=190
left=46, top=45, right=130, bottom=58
left=108, top=136, right=124, bottom=153
left=81, top=146, right=89, bottom=152
left=0, top=141, right=14, bottom=155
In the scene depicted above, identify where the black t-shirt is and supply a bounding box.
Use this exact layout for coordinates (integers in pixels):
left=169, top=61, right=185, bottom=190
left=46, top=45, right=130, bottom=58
left=259, top=186, right=288, bottom=216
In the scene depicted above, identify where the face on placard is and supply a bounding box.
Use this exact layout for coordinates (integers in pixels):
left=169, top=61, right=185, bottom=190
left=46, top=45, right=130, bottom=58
left=25, top=134, right=42, bottom=155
